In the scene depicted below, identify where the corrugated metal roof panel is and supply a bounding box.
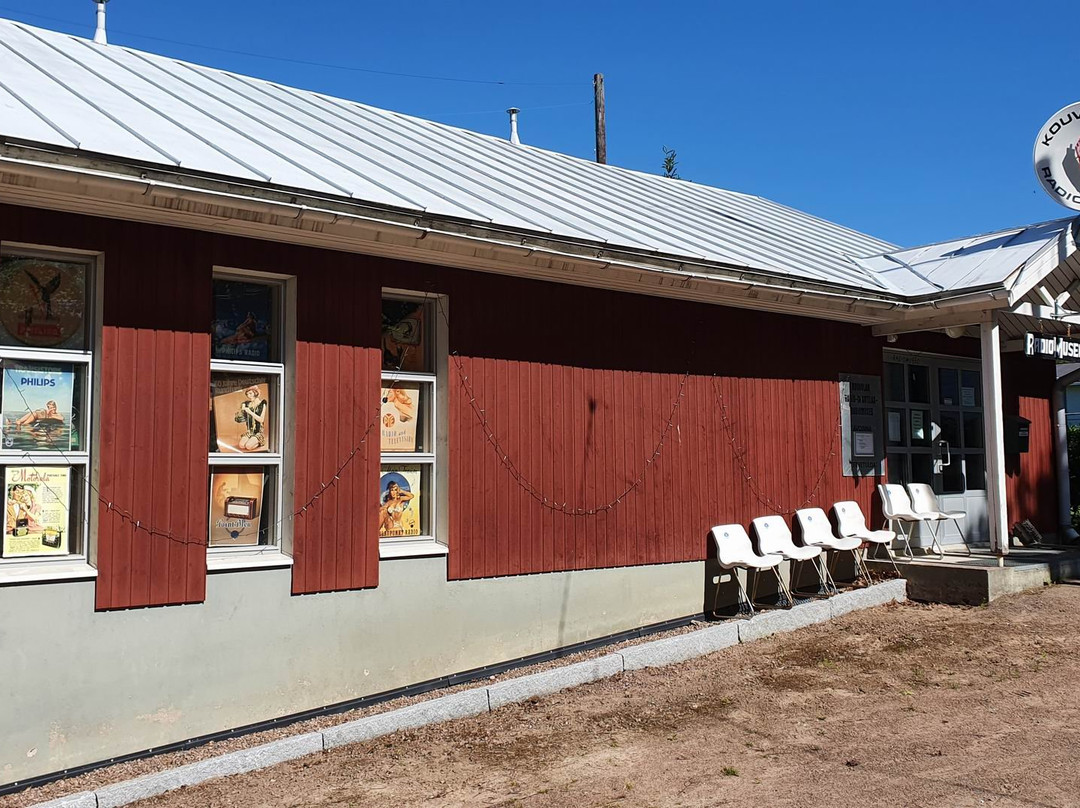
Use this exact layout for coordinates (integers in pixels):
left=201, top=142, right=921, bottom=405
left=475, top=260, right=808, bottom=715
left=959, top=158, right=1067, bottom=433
left=855, top=218, right=1076, bottom=297
left=0, top=17, right=909, bottom=292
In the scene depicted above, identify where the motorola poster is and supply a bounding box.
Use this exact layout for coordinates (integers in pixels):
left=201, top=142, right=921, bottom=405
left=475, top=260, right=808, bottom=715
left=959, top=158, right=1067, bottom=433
left=1, top=362, right=75, bottom=452
left=208, top=469, right=266, bottom=546
left=3, top=465, right=70, bottom=557
left=0, top=256, right=86, bottom=350
left=212, top=280, right=273, bottom=362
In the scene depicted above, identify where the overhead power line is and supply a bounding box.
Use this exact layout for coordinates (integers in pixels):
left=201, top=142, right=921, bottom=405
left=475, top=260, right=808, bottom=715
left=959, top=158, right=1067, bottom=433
left=0, top=5, right=584, bottom=87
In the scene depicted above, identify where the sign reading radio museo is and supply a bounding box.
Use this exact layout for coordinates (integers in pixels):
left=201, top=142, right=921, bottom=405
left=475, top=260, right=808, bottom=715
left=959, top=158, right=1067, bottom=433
left=1034, top=102, right=1080, bottom=210
left=1024, top=332, right=1080, bottom=360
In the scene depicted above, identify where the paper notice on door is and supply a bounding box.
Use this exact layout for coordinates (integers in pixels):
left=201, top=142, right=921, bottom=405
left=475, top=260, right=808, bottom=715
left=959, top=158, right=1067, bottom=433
left=911, top=410, right=925, bottom=440
left=853, top=430, right=875, bottom=457
left=961, top=387, right=976, bottom=407
left=887, top=411, right=901, bottom=443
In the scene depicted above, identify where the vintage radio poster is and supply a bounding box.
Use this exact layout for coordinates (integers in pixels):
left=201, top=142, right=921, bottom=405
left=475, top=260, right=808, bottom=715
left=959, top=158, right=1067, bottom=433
left=3, top=466, right=70, bottom=557
left=209, top=469, right=266, bottom=546
left=380, top=383, right=420, bottom=452
left=212, top=280, right=273, bottom=362
left=0, top=257, right=86, bottom=350
left=381, top=300, right=427, bottom=372
left=379, top=467, right=421, bottom=538
left=211, top=376, right=271, bottom=453
left=1, top=362, right=75, bottom=452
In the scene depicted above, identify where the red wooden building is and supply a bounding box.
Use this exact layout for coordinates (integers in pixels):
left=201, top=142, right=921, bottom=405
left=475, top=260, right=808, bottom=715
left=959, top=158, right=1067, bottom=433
left=0, top=17, right=1072, bottom=790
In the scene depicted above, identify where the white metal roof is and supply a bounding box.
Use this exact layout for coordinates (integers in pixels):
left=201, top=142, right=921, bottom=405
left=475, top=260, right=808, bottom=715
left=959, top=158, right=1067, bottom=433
left=0, top=18, right=902, bottom=292
left=853, top=218, right=1077, bottom=299
left=0, top=17, right=1077, bottom=306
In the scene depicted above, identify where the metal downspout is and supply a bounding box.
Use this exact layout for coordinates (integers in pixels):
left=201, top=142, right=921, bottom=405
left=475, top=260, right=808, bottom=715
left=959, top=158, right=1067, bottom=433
left=1053, top=366, right=1080, bottom=541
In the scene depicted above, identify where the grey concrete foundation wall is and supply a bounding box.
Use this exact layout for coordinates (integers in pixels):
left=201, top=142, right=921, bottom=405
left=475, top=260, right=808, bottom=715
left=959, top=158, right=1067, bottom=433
left=0, top=557, right=700, bottom=786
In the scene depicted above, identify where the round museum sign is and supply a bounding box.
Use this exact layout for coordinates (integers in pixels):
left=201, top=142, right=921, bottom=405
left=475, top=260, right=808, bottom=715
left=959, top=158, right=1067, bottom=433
left=1034, top=102, right=1080, bottom=210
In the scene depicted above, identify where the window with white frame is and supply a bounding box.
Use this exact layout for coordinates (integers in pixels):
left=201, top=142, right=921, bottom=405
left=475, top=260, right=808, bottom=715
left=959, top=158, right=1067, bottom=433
left=0, top=246, right=96, bottom=565
left=208, top=271, right=290, bottom=558
left=379, top=292, right=445, bottom=555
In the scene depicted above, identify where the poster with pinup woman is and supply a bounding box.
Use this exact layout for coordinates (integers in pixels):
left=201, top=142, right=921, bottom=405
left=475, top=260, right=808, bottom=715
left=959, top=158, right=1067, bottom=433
left=379, top=467, right=421, bottom=538
left=3, top=466, right=70, bottom=557
left=2, top=362, right=75, bottom=453
left=210, top=375, right=271, bottom=453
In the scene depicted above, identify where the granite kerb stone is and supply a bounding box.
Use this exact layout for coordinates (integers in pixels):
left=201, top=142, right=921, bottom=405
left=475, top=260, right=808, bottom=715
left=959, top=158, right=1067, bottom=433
left=93, top=732, right=324, bottom=808
left=487, top=653, right=624, bottom=709
left=321, top=687, right=490, bottom=750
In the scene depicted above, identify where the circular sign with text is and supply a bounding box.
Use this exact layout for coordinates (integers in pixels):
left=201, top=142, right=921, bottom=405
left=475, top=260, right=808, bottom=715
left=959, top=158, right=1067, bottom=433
left=1034, top=102, right=1080, bottom=210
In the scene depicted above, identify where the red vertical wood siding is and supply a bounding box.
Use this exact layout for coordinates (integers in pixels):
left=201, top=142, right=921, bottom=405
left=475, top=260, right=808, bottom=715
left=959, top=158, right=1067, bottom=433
left=443, top=275, right=886, bottom=581
left=290, top=260, right=381, bottom=594
left=1002, top=354, right=1056, bottom=531
left=94, top=226, right=212, bottom=609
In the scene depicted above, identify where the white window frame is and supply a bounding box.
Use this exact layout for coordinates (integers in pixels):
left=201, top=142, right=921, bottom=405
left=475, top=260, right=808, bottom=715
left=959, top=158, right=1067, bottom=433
left=207, top=267, right=295, bottom=571
left=0, top=243, right=100, bottom=582
left=379, top=289, right=448, bottom=559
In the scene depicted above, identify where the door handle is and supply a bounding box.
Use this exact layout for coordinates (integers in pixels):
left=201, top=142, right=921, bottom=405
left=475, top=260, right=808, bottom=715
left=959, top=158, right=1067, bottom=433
left=938, top=440, right=951, bottom=467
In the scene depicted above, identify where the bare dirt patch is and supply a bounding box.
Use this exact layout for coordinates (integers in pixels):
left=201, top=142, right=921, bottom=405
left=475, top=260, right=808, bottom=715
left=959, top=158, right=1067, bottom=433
left=16, top=585, right=1080, bottom=807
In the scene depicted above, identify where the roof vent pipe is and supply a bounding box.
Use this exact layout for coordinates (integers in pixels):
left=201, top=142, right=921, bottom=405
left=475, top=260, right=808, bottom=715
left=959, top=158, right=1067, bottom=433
left=93, top=0, right=109, bottom=45
left=506, top=107, right=521, bottom=145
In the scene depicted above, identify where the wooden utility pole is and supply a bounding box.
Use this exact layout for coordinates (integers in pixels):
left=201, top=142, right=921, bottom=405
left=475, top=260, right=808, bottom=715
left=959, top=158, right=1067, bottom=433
left=593, top=73, right=606, bottom=164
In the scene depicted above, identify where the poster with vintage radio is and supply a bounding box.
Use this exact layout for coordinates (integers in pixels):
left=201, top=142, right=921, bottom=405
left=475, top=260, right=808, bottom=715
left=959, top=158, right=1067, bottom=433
left=3, top=466, right=70, bottom=557
left=378, top=466, right=421, bottom=538
left=1, top=362, right=75, bottom=453
left=0, top=256, right=86, bottom=350
left=381, top=300, right=427, bottom=372
left=208, top=469, right=266, bottom=546
left=211, top=375, right=271, bottom=454
left=380, top=383, right=421, bottom=452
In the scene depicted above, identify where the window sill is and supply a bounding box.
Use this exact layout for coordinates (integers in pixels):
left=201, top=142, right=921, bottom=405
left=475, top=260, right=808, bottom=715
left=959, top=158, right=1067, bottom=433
left=379, top=539, right=449, bottom=560
left=207, top=550, right=294, bottom=572
left=0, top=557, right=98, bottom=585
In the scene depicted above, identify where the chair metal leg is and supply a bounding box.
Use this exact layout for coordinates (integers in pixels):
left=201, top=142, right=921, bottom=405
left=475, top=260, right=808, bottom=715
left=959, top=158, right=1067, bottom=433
left=871, top=540, right=903, bottom=577
left=894, top=519, right=915, bottom=559
left=952, top=519, right=972, bottom=555
left=771, top=565, right=794, bottom=608
left=734, top=569, right=755, bottom=616
left=924, top=519, right=945, bottom=559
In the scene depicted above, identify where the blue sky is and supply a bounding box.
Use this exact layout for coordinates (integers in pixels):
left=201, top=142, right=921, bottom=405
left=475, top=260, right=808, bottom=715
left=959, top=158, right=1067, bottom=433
left=2, top=0, right=1079, bottom=247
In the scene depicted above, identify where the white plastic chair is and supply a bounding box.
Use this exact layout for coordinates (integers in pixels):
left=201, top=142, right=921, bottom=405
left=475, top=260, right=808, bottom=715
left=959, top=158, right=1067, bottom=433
left=832, top=500, right=901, bottom=577
left=795, top=507, right=865, bottom=586
left=750, top=515, right=825, bottom=597
left=710, top=524, right=789, bottom=615
left=906, top=483, right=970, bottom=555
left=878, top=483, right=941, bottom=559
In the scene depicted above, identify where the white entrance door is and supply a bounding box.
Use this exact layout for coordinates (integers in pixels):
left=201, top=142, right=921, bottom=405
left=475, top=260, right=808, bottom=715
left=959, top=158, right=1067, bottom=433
left=883, top=352, right=988, bottom=546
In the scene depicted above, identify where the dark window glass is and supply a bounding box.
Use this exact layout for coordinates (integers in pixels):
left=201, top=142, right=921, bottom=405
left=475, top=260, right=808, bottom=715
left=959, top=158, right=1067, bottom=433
left=963, top=412, right=984, bottom=449
left=940, top=412, right=961, bottom=447
left=938, top=368, right=959, bottom=406
left=887, top=453, right=907, bottom=484
left=965, top=455, right=986, bottom=491
left=908, top=365, right=930, bottom=403
left=884, top=363, right=906, bottom=402
left=911, top=453, right=933, bottom=484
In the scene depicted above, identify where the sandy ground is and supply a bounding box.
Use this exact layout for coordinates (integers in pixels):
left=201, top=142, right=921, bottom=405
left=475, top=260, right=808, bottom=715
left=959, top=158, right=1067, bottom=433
left=100, top=583, right=1080, bottom=808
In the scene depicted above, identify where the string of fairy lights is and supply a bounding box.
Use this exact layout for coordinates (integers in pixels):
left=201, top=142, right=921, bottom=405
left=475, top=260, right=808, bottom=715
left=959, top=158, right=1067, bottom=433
left=2, top=320, right=844, bottom=549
